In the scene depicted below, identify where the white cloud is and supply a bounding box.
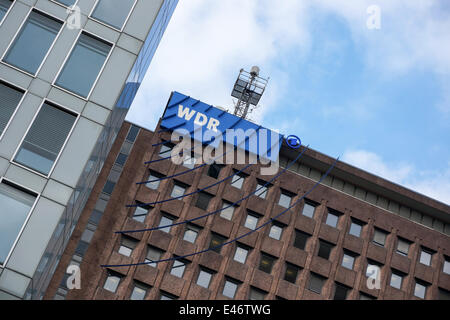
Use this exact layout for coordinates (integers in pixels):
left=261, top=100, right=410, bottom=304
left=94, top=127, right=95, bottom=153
left=126, top=0, right=312, bottom=130
left=342, top=149, right=450, bottom=205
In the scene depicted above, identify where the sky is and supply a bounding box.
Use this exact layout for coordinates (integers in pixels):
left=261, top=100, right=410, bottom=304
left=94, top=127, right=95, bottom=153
left=126, top=0, right=450, bottom=205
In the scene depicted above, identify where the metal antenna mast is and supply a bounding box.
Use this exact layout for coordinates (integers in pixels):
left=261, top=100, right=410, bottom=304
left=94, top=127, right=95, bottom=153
left=231, top=66, right=268, bottom=119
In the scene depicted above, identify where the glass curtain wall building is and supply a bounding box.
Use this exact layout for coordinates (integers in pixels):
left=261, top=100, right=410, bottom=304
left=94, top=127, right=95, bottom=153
left=0, top=0, right=178, bottom=300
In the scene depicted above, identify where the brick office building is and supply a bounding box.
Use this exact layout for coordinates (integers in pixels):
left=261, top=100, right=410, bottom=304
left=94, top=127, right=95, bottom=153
left=44, top=96, right=450, bottom=300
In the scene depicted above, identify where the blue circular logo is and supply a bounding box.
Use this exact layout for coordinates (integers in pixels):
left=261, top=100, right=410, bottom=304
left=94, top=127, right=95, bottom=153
left=286, top=135, right=301, bottom=149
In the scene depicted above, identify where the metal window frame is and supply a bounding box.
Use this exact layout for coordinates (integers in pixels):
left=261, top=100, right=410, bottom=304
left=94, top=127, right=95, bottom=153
left=51, top=29, right=115, bottom=100
left=0, top=7, right=66, bottom=77
left=10, top=98, right=80, bottom=178
left=0, top=0, right=15, bottom=26
left=0, top=77, right=27, bottom=141
left=88, top=0, right=138, bottom=33
left=0, top=177, right=40, bottom=268
left=49, top=0, right=80, bottom=9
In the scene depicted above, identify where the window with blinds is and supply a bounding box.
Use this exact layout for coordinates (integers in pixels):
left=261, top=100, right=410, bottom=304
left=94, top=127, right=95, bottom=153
left=0, top=180, right=37, bottom=265
left=14, top=102, right=77, bottom=175
left=3, top=10, right=62, bottom=74
left=55, top=32, right=112, bottom=97
left=0, top=81, right=24, bottom=137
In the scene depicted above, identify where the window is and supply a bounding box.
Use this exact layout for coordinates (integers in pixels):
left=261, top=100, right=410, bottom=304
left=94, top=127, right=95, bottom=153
left=244, top=211, right=260, bottom=230
left=419, top=248, right=432, bottom=266
left=14, top=102, right=77, bottom=175
left=103, top=271, right=122, bottom=293
left=438, top=288, right=450, bottom=300
left=132, top=204, right=150, bottom=223
left=171, top=182, right=186, bottom=198
left=308, top=273, right=326, bottom=294
left=396, top=238, right=411, bottom=256
left=209, top=233, right=226, bottom=253
left=53, top=0, right=76, bottom=6
left=301, top=200, right=316, bottom=218
left=349, top=219, right=363, bottom=237
left=146, top=171, right=163, bottom=190
left=269, top=223, right=283, bottom=240
left=294, top=230, right=310, bottom=251
left=249, top=287, right=266, bottom=300
left=160, top=292, right=177, bottom=300
left=207, top=163, right=224, bottom=179
left=3, top=10, right=62, bottom=74
left=0, top=81, right=24, bottom=138
left=91, top=0, right=135, bottom=30
left=284, top=263, right=300, bottom=284
left=0, top=0, right=12, bottom=23
left=55, top=32, right=112, bottom=97
left=158, top=214, right=175, bottom=233
left=444, top=257, right=450, bottom=275
left=115, top=153, right=127, bottom=166
left=145, top=246, right=164, bottom=268
left=233, top=244, right=249, bottom=264
left=325, top=209, right=340, bottom=228
left=195, top=192, right=213, bottom=210
left=333, top=283, right=350, bottom=300
left=359, top=293, right=376, bottom=300
left=220, top=201, right=235, bottom=221
left=390, top=270, right=404, bottom=289
left=373, top=228, right=388, bottom=247
left=223, top=279, right=239, bottom=298
left=0, top=180, right=37, bottom=265
left=255, top=181, right=269, bottom=199
left=170, top=259, right=187, bottom=278
left=414, top=281, right=428, bottom=299
left=118, top=236, right=137, bottom=257
left=158, top=143, right=173, bottom=157
left=278, top=191, right=293, bottom=208
left=102, top=180, right=115, bottom=195
left=231, top=171, right=245, bottom=189
left=130, top=282, right=149, bottom=300
left=125, top=125, right=139, bottom=142
left=318, top=240, right=334, bottom=260
left=259, top=253, right=276, bottom=274
left=183, top=224, right=200, bottom=244
left=342, top=251, right=357, bottom=270
left=197, top=269, right=213, bottom=288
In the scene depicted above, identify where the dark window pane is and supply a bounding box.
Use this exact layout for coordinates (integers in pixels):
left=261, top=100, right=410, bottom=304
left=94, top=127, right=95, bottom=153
left=294, top=230, right=310, bottom=250
left=3, top=10, right=62, bottom=74
left=334, top=283, right=349, bottom=300
left=126, top=125, right=139, bottom=142
left=284, top=263, right=299, bottom=284
left=373, top=228, right=388, bottom=246
left=115, top=153, right=127, bottom=166
left=0, top=81, right=24, bottom=137
left=259, top=253, right=276, bottom=274
left=207, top=163, right=224, bottom=179
left=318, top=240, right=333, bottom=260
left=209, top=233, right=226, bottom=253
left=249, top=287, right=266, bottom=300
left=102, top=180, right=115, bottom=195
left=89, top=209, right=103, bottom=225
left=195, top=192, right=213, bottom=210
left=55, top=32, right=112, bottom=97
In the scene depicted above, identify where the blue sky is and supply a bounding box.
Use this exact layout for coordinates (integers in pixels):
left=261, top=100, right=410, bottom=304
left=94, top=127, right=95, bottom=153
left=126, top=0, right=450, bottom=204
